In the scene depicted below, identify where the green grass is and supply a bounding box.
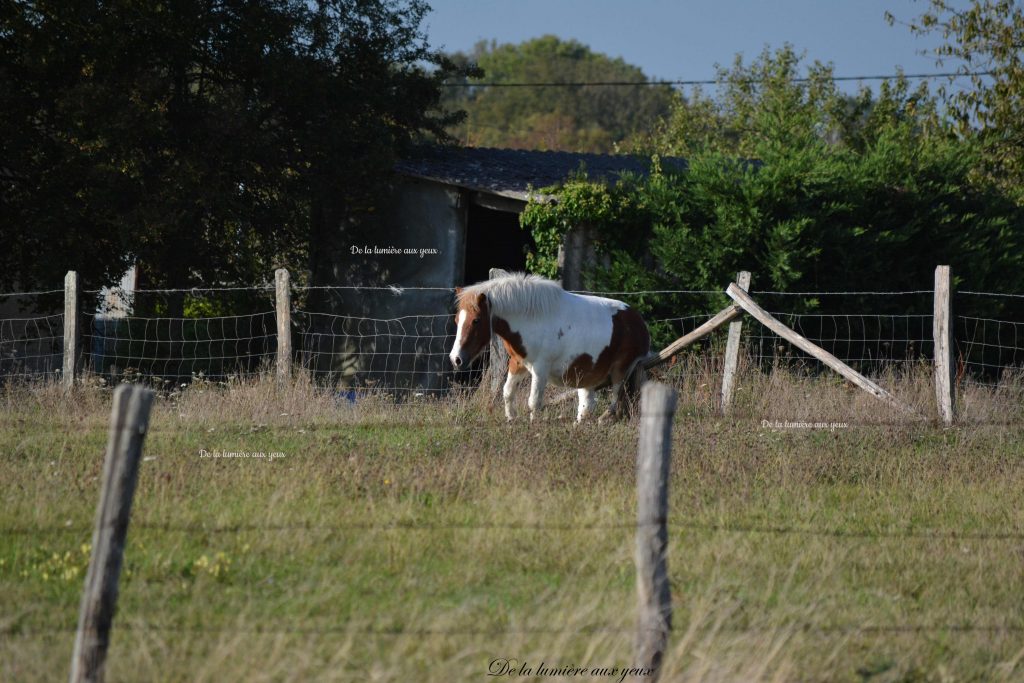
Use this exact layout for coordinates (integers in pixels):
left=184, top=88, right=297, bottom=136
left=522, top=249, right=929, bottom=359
left=2, top=366, right=1024, bottom=682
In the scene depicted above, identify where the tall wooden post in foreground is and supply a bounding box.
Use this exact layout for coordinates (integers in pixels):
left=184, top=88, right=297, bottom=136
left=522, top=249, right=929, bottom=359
left=275, top=268, right=292, bottom=382
left=63, top=270, right=80, bottom=389
left=720, top=271, right=751, bottom=414
left=69, top=385, right=154, bottom=683
left=933, top=265, right=955, bottom=425
left=634, top=382, right=677, bottom=682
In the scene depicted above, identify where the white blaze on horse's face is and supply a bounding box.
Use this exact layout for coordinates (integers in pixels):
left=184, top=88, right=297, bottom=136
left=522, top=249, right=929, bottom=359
left=449, top=309, right=468, bottom=368
left=449, top=292, right=491, bottom=369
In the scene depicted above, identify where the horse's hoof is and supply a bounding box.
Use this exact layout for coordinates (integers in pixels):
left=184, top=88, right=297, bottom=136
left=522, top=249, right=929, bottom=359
left=597, top=409, right=619, bottom=424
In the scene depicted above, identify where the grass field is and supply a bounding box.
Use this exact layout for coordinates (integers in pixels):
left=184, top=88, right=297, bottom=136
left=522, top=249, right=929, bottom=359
left=2, top=362, right=1024, bottom=682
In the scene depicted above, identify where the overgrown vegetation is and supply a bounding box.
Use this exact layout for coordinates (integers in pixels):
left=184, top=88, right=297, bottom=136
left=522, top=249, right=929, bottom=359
left=520, top=46, right=1024, bottom=350
left=1, top=368, right=1023, bottom=681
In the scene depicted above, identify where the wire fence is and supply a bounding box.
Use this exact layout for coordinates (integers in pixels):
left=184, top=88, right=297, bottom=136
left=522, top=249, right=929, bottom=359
left=6, top=517, right=1023, bottom=642
left=84, top=311, right=278, bottom=384
left=0, top=313, right=64, bottom=380
left=7, top=515, right=1023, bottom=640
left=8, top=620, right=1022, bottom=638
left=6, top=518, right=1024, bottom=540
left=652, top=309, right=935, bottom=375
left=2, top=281, right=1024, bottom=394
left=955, top=291, right=1024, bottom=392
left=294, top=310, right=458, bottom=395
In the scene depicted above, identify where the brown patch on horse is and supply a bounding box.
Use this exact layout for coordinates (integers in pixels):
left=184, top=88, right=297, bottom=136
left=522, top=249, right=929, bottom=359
left=507, top=353, right=526, bottom=375
left=562, top=307, right=650, bottom=388
left=493, top=316, right=528, bottom=361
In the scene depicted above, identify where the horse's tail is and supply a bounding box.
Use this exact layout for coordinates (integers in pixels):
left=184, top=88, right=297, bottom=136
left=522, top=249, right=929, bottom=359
left=619, top=352, right=656, bottom=417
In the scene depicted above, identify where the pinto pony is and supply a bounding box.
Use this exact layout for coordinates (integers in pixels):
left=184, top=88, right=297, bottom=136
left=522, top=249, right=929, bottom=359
left=448, top=272, right=651, bottom=422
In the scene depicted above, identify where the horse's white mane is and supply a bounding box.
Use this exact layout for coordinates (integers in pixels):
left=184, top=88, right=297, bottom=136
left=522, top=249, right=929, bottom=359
left=457, top=271, right=563, bottom=318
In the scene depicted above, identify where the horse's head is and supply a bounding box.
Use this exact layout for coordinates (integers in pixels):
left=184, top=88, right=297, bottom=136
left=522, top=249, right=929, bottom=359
left=449, top=288, right=492, bottom=369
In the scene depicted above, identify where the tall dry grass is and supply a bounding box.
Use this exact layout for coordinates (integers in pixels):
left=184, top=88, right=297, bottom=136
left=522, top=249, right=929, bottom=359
left=1, top=359, right=1023, bottom=681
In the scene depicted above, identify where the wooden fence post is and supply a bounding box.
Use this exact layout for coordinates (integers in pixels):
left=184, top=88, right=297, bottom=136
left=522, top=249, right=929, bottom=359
left=63, top=270, right=79, bottom=389
left=634, top=382, right=677, bottom=682
left=720, top=271, right=750, bottom=414
left=934, top=265, right=955, bottom=425
left=275, top=268, right=292, bottom=382
left=69, top=385, right=155, bottom=683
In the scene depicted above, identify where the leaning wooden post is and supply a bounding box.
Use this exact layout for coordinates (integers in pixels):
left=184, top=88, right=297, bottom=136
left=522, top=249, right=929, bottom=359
left=63, top=271, right=80, bottom=389
left=720, top=271, right=750, bottom=414
left=643, top=304, right=744, bottom=371
left=634, top=382, right=677, bottom=682
left=275, top=268, right=292, bottom=382
left=69, top=385, right=155, bottom=683
left=933, top=265, right=955, bottom=425
left=726, top=284, right=918, bottom=416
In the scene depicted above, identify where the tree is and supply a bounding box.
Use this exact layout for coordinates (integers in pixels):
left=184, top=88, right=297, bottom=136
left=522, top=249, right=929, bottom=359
left=644, top=45, right=841, bottom=159
left=643, top=45, right=944, bottom=159
left=443, top=36, right=676, bottom=152
left=0, top=0, right=464, bottom=312
left=889, top=0, right=1024, bottom=201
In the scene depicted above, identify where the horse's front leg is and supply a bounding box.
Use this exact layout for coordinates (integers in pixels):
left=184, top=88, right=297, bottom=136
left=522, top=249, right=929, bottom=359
left=527, top=366, right=549, bottom=422
left=503, top=365, right=527, bottom=421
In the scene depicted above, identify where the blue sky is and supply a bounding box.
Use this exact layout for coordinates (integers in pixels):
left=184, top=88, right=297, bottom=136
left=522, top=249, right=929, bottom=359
left=423, top=0, right=970, bottom=95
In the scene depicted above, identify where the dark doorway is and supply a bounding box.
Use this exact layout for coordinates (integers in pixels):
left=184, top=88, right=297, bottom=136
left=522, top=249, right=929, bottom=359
left=463, top=203, right=535, bottom=285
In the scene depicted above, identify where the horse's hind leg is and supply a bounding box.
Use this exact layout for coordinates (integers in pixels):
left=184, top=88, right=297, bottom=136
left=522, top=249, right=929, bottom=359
left=527, top=366, right=549, bottom=422
left=576, top=388, right=597, bottom=422
left=600, top=360, right=643, bottom=423
left=598, top=377, right=624, bottom=424
left=620, top=363, right=646, bottom=418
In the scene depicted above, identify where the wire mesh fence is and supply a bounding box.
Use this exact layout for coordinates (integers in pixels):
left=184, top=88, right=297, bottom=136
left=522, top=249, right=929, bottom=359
left=0, top=313, right=64, bottom=381
left=294, top=310, right=459, bottom=396
left=0, top=290, right=65, bottom=382
left=742, top=311, right=935, bottom=375
left=84, top=311, right=278, bottom=384
left=955, top=292, right=1024, bottom=393
left=2, top=279, right=1024, bottom=395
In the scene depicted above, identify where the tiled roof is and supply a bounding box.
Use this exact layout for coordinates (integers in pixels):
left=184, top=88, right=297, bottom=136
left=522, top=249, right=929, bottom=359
left=394, top=146, right=688, bottom=201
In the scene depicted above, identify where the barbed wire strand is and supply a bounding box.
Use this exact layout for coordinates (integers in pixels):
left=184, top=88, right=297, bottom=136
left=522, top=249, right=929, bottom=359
left=5, top=519, right=1023, bottom=540
left=6, top=620, right=1022, bottom=638
left=960, top=290, right=1024, bottom=299
left=442, top=71, right=997, bottom=89
left=8, top=284, right=1023, bottom=298
left=82, top=285, right=276, bottom=294
left=68, top=285, right=960, bottom=297
left=751, top=289, right=934, bottom=296
left=0, top=289, right=64, bottom=297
